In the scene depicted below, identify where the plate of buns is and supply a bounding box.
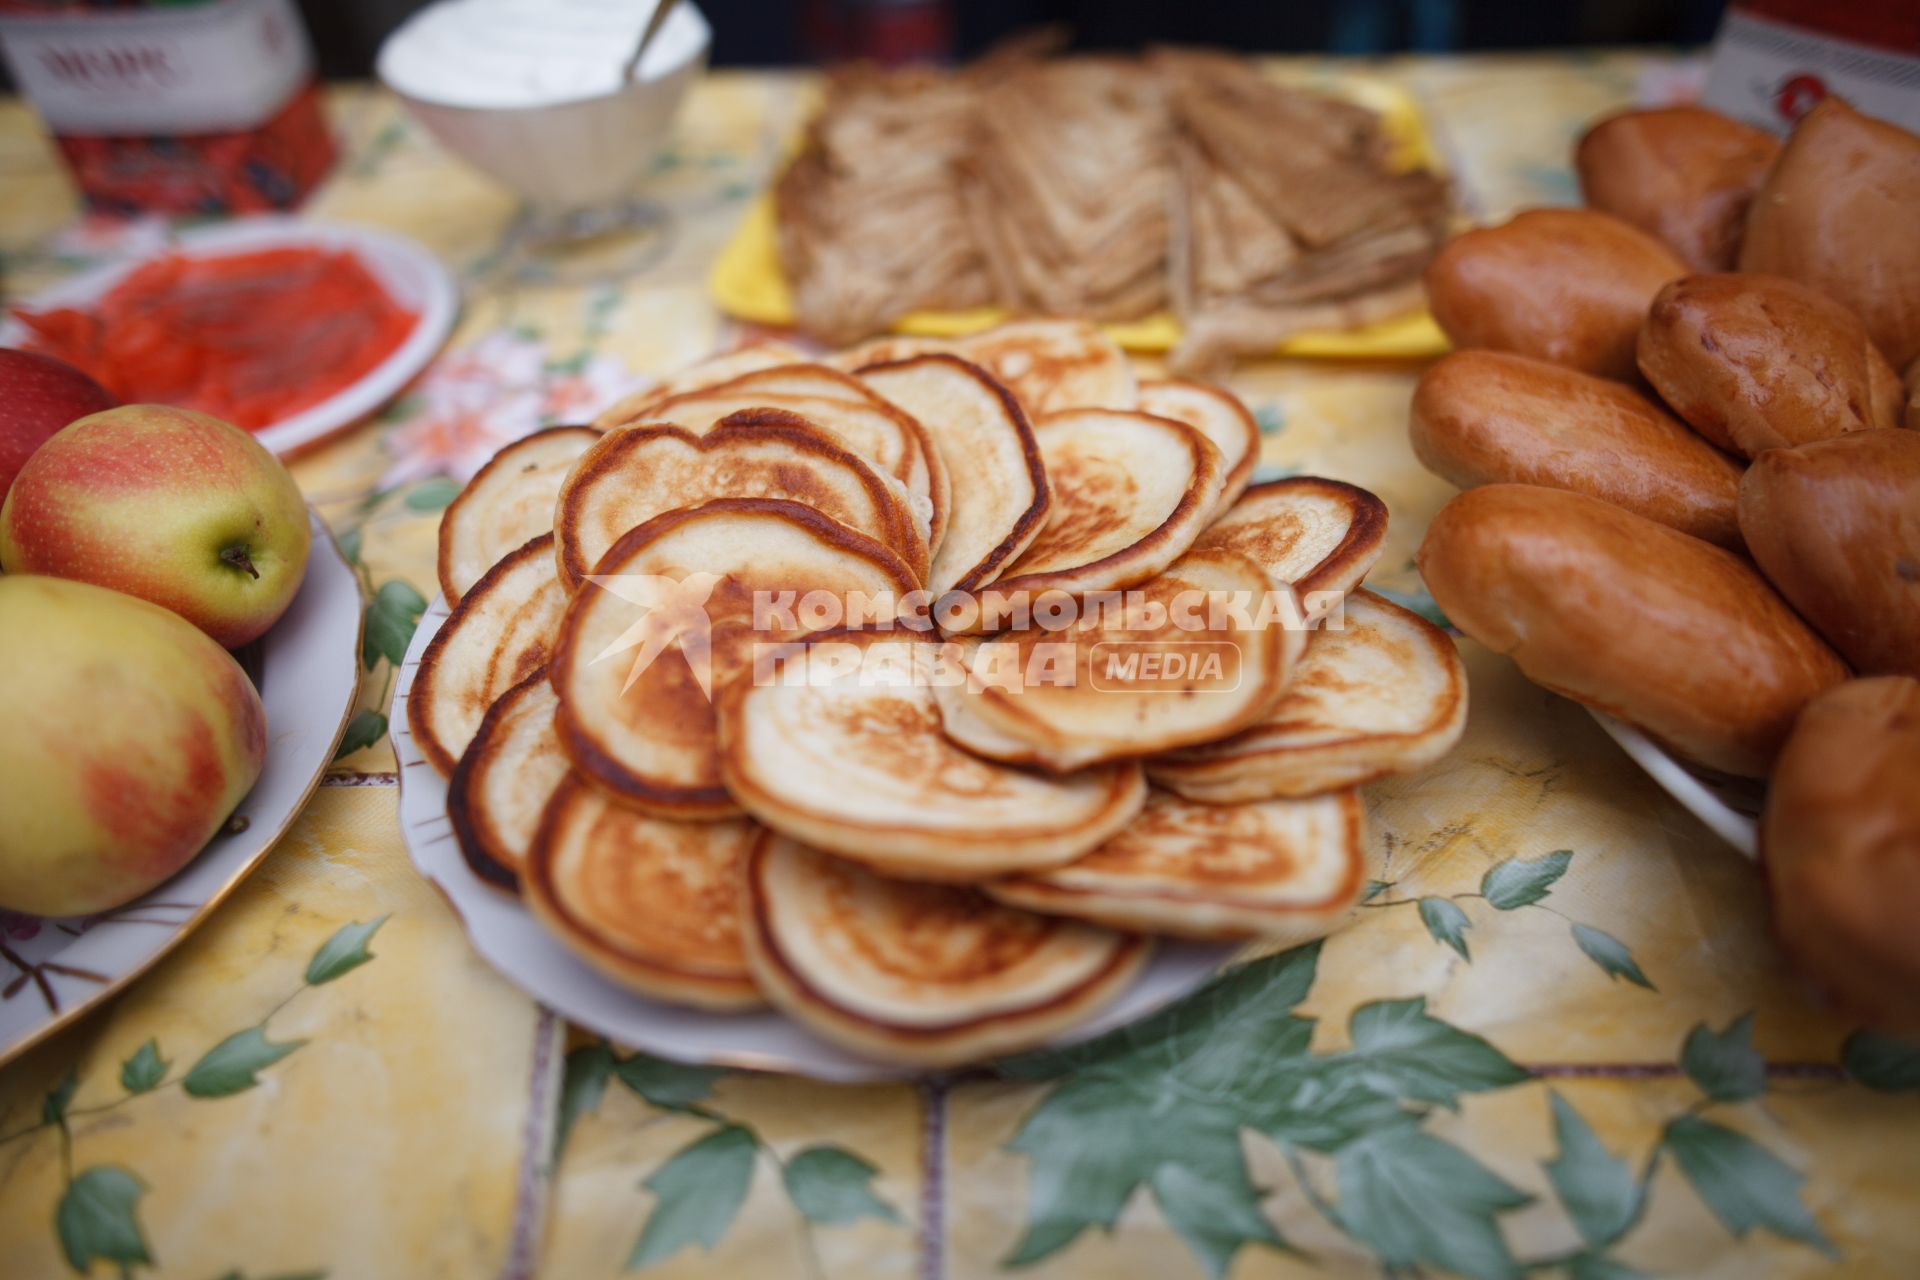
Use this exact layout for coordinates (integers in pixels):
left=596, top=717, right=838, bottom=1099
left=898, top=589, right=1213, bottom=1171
left=1406, top=96, right=1920, bottom=1026
left=393, top=320, right=1471, bottom=1078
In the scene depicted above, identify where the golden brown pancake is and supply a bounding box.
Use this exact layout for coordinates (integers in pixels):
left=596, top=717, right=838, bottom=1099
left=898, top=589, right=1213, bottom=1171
left=1137, top=380, right=1261, bottom=518
left=979, top=408, right=1225, bottom=607
left=553, top=414, right=927, bottom=591
left=936, top=548, right=1304, bottom=771
left=829, top=319, right=1138, bottom=417
left=1150, top=589, right=1468, bottom=802
left=989, top=787, right=1368, bottom=941
left=447, top=667, right=568, bottom=895
left=438, top=427, right=599, bottom=606
left=742, top=831, right=1151, bottom=1066
left=626, top=364, right=944, bottom=553
left=856, top=354, right=1052, bottom=597
left=408, top=534, right=567, bottom=776
left=524, top=774, right=764, bottom=1009
left=716, top=628, right=1147, bottom=880
left=590, top=341, right=808, bottom=429
left=551, top=499, right=920, bottom=819
left=1194, top=476, right=1388, bottom=598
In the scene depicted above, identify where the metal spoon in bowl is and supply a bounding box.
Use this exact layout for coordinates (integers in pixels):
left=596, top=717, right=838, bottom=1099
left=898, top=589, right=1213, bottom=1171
left=621, top=0, right=684, bottom=84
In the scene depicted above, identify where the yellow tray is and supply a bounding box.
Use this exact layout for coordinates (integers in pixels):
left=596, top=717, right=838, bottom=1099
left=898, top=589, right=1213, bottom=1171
left=708, top=72, right=1449, bottom=360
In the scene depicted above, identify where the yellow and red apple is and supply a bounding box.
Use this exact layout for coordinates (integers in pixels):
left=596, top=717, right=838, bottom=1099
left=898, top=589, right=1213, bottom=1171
left=0, top=348, right=114, bottom=503
left=0, top=576, right=267, bottom=917
left=0, top=405, right=310, bottom=647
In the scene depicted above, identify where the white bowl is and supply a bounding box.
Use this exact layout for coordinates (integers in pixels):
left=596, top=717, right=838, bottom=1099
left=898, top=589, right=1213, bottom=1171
left=377, top=4, right=710, bottom=216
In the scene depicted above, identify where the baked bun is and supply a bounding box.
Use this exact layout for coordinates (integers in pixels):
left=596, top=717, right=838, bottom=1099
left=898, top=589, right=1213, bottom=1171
left=1423, top=207, right=1685, bottom=381
left=1417, top=484, right=1847, bottom=778
left=1637, top=273, right=1905, bottom=458
left=1763, top=677, right=1920, bottom=1034
left=1739, top=98, right=1920, bottom=369
left=1410, top=349, right=1743, bottom=548
left=1906, top=356, right=1920, bottom=432
left=1738, top=429, right=1920, bottom=679
left=1575, top=106, right=1779, bottom=271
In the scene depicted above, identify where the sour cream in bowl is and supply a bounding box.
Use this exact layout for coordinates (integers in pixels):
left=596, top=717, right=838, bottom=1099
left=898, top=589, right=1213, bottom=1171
left=378, top=0, right=710, bottom=216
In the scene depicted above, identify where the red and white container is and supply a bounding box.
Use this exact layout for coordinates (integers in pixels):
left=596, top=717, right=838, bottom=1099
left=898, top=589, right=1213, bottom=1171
left=1703, top=0, right=1920, bottom=133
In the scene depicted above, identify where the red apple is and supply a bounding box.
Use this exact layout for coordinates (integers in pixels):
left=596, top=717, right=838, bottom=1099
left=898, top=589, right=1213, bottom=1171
left=0, top=348, right=114, bottom=504
left=0, top=575, right=267, bottom=917
left=0, top=405, right=311, bottom=647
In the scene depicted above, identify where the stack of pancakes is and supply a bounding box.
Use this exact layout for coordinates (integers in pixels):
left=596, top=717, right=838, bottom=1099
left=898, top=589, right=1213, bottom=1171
left=411, top=320, right=1468, bottom=1068
left=774, top=46, right=1450, bottom=371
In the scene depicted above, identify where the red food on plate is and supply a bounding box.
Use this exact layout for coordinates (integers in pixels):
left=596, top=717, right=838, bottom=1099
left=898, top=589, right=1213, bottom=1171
left=13, top=246, right=419, bottom=432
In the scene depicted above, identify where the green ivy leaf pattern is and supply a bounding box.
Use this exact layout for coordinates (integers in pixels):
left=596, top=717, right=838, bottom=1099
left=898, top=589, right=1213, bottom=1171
left=781, top=1145, right=900, bottom=1227
left=1148, top=1152, right=1288, bottom=1280
left=304, top=916, right=389, bottom=985
left=43, top=1069, right=77, bottom=1126
left=1334, top=1126, right=1533, bottom=1280
left=1543, top=1091, right=1643, bottom=1248
left=334, top=525, right=363, bottom=566
left=1663, top=1116, right=1834, bottom=1255
left=362, top=580, right=427, bottom=671
left=1568, top=1254, right=1649, bottom=1280
left=332, top=709, right=388, bottom=761
left=555, top=1043, right=615, bottom=1158
left=1365, top=584, right=1452, bottom=630
left=1571, top=925, right=1655, bottom=990
left=181, top=1026, right=307, bottom=1098
left=56, top=1165, right=151, bottom=1276
left=1681, top=1014, right=1766, bottom=1102
left=614, top=1055, right=727, bottom=1113
left=628, top=1124, right=758, bottom=1268
left=119, top=1041, right=169, bottom=1095
left=402, top=476, right=462, bottom=513
left=1344, top=997, right=1530, bottom=1107
left=1252, top=402, right=1286, bottom=436
left=1840, top=1029, right=1920, bottom=1092
left=1360, top=879, right=1390, bottom=903
left=1480, top=850, right=1573, bottom=910
left=1419, top=897, right=1472, bottom=959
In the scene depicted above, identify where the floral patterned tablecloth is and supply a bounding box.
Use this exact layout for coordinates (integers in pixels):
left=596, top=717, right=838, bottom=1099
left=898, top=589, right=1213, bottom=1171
left=1, top=55, right=1917, bottom=1280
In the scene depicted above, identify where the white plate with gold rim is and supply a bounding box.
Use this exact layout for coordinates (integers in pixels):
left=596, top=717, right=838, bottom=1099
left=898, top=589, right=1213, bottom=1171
left=390, top=595, right=1236, bottom=1082
left=0, top=512, right=362, bottom=1066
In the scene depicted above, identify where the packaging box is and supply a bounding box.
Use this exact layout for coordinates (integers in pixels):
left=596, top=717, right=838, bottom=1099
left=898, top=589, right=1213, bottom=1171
left=1703, top=0, right=1920, bottom=133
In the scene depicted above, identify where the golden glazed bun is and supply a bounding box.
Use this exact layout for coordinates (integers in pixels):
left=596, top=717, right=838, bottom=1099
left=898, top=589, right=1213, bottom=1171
left=1738, top=429, right=1920, bottom=680
left=1417, top=484, right=1847, bottom=778
left=1423, top=207, right=1686, bottom=381
left=1739, top=98, right=1920, bottom=369
left=1575, top=106, right=1780, bottom=271
left=1763, top=677, right=1920, bottom=1034
left=1637, top=273, right=1905, bottom=458
left=1410, top=349, right=1744, bottom=548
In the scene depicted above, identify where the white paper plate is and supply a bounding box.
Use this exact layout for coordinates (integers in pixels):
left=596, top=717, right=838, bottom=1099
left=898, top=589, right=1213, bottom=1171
left=0, top=512, right=363, bottom=1065
left=0, top=217, right=457, bottom=457
left=391, top=596, right=1236, bottom=1082
left=1588, top=711, right=1762, bottom=859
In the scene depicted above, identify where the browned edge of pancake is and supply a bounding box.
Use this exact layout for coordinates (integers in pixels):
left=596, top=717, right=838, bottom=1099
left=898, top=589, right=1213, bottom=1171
left=715, top=625, right=1144, bottom=851
left=445, top=664, right=552, bottom=897
left=1141, top=379, right=1261, bottom=504
left=1228, top=476, right=1390, bottom=594
left=407, top=531, right=556, bottom=778
left=627, top=361, right=950, bottom=552
left=999, top=790, right=1367, bottom=916
left=523, top=773, right=761, bottom=1005
left=856, top=352, right=1055, bottom=597
left=437, top=425, right=600, bottom=607
left=1155, top=588, right=1465, bottom=778
left=553, top=410, right=925, bottom=590
left=742, top=829, right=1151, bottom=1041
left=552, top=500, right=922, bottom=817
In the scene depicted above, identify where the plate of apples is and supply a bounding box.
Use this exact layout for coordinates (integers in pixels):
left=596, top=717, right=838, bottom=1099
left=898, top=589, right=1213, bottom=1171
left=0, top=350, right=360, bottom=1065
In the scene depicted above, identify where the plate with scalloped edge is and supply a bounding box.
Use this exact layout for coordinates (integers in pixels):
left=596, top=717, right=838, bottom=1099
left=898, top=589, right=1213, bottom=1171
left=390, top=595, right=1238, bottom=1083
left=1588, top=711, right=1762, bottom=860
left=0, top=511, right=362, bottom=1067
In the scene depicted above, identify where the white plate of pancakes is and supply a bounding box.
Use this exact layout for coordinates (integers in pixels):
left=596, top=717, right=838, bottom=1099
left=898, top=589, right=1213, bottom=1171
left=393, top=321, right=1471, bottom=1079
